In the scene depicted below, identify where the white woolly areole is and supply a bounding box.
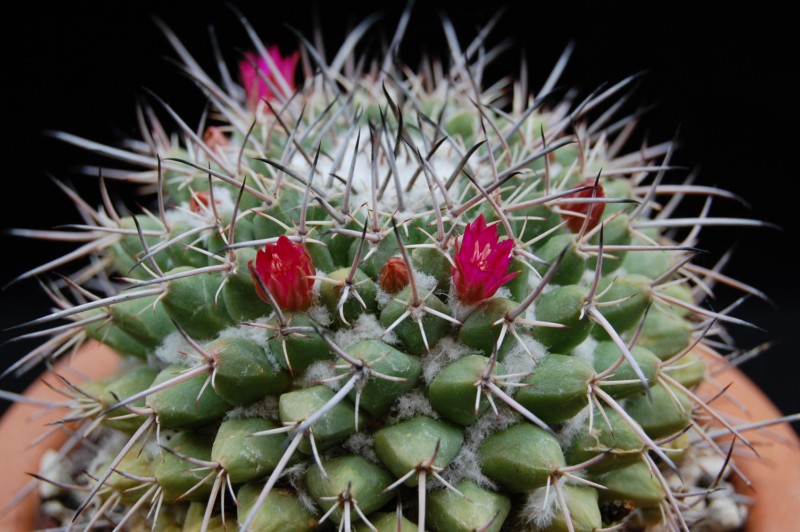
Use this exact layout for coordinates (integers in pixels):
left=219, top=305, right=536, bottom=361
left=501, top=333, right=546, bottom=385
left=493, top=286, right=512, bottom=299
left=289, top=127, right=461, bottom=214
left=421, top=336, right=477, bottom=384
left=521, top=478, right=567, bottom=528
left=88, top=431, right=128, bottom=479
left=571, top=336, right=598, bottom=364
left=446, top=285, right=480, bottom=322
left=558, top=405, right=591, bottom=448
left=38, top=450, right=73, bottom=499
left=311, top=269, right=326, bottom=299
left=388, top=389, right=439, bottom=422
left=343, top=432, right=378, bottom=464
left=441, top=408, right=520, bottom=489
left=307, top=304, right=332, bottom=326
left=440, top=443, right=496, bottom=490
left=299, top=360, right=340, bottom=390
left=375, top=285, right=393, bottom=308
left=152, top=331, right=203, bottom=368
left=703, top=493, right=748, bottom=531
left=224, top=395, right=279, bottom=420
left=216, top=319, right=270, bottom=347
left=333, top=313, right=396, bottom=349
left=284, top=462, right=318, bottom=514
left=216, top=319, right=280, bottom=370
left=413, top=269, right=438, bottom=294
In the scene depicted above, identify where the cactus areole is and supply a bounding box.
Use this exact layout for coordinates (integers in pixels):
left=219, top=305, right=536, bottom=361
left=2, top=8, right=785, bottom=532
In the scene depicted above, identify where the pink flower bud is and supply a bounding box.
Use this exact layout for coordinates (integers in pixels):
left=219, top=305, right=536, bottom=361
left=249, top=236, right=316, bottom=311
left=452, top=214, right=518, bottom=305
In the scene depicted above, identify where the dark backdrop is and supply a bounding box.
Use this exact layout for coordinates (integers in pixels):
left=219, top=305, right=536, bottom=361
left=1, top=1, right=797, bottom=434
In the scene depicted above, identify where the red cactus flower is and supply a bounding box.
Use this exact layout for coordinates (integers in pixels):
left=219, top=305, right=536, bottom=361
left=239, top=47, right=299, bottom=107
left=560, top=179, right=605, bottom=233
left=380, top=257, right=410, bottom=294
left=452, top=214, right=519, bottom=305
left=249, top=236, right=316, bottom=311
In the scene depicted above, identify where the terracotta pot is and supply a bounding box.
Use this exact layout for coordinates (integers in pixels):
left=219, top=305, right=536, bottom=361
left=0, top=343, right=118, bottom=531
left=0, top=344, right=797, bottom=531
left=699, top=351, right=800, bottom=531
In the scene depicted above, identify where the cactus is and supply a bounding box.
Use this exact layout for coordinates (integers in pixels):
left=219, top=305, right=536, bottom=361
left=1, top=7, right=792, bottom=532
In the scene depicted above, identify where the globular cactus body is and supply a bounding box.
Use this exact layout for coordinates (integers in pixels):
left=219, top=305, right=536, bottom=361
left=2, top=7, right=778, bottom=532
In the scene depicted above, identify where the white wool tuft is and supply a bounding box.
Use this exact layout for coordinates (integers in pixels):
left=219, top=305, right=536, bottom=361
left=521, top=480, right=563, bottom=528
left=307, top=304, right=332, bottom=327
left=333, top=313, right=397, bottom=350
left=440, top=445, right=496, bottom=490
left=704, top=492, right=747, bottom=531
left=421, top=337, right=477, bottom=384
left=557, top=405, right=591, bottom=448
left=501, top=334, right=545, bottom=389
left=494, top=286, right=512, bottom=299
left=299, top=361, right=340, bottom=390
left=389, top=389, right=439, bottom=422
left=217, top=319, right=271, bottom=348
left=284, top=462, right=318, bottom=514
left=440, top=408, right=519, bottom=489
left=464, top=408, right=520, bottom=447
left=343, top=432, right=378, bottom=463
left=446, top=284, right=480, bottom=322
left=87, top=431, right=128, bottom=478
left=413, top=269, right=438, bottom=294
left=153, top=331, right=203, bottom=368
left=38, top=450, right=73, bottom=499
left=306, top=275, right=332, bottom=332
left=224, top=396, right=279, bottom=420
left=375, top=285, right=393, bottom=308
left=571, top=336, right=598, bottom=364
left=292, top=127, right=461, bottom=213
left=523, top=300, right=538, bottom=324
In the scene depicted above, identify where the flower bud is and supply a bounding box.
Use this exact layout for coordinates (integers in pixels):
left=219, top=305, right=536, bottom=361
left=560, top=178, right=605, bottom=232
left=379, top=257, right=410, bottom=293
left=249, top=236, right=315, bottom=311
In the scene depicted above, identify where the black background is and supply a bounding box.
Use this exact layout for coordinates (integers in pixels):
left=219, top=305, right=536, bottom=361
left=1, top=1, right=797, bottom=434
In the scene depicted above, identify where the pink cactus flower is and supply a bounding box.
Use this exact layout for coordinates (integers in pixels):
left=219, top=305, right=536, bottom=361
left=452, top=214, right=519, bottom=305
left=249, top=236, right=316, bottom=311
left=239, top=47, right=299, bottom=106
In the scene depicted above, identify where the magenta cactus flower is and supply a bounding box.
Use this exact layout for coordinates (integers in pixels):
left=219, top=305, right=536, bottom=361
left=249, top=236, right=316, bottom=311
left=452, top=214, right=519, bottom=305
left=239, top=47, right=299, bottom=106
